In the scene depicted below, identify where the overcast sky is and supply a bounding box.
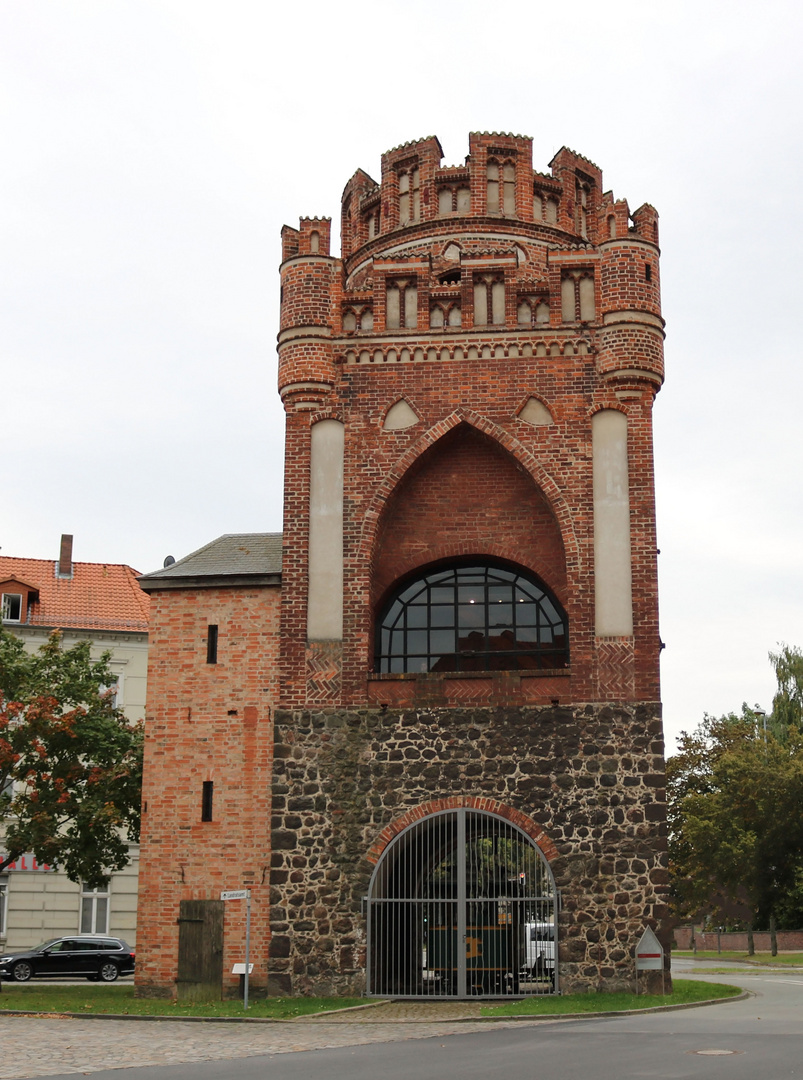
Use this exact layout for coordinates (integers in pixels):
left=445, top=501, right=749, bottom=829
left=2, top=0, right=801, bottom=751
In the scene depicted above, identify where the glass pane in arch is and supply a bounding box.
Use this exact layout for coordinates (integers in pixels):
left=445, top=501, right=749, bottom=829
left=375, top=562, right=568, bottom=673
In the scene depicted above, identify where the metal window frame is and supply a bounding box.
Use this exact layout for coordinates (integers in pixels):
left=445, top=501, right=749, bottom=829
left=375, top=562, right=568, bottom=674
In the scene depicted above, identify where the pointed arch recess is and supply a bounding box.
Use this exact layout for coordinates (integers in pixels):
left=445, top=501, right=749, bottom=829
left=366, top=796, right=559, bottom=866
left=358, top=409, right=580, bottom=576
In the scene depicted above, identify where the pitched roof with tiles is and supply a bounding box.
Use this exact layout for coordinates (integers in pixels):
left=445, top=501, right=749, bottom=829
left=0, top=556, right=149, bottom=633
left=138, top=533, right=282, bottom=591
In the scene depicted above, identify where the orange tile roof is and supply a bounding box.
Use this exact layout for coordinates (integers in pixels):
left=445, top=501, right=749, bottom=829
left=0, top=556, right=149, bottom=633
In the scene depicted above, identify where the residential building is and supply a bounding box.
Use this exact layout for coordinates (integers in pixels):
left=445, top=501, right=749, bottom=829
left=0, top=535, right=148, bottom=950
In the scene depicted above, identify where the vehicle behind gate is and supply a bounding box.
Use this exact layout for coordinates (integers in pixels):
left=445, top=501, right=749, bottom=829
left=367, top=807, right=558, bottom=998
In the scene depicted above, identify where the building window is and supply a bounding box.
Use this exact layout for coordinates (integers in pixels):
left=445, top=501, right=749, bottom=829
left=576, top=181, right=589, bottom=238
left=1, top=593, right=22, bottom=622
left=398, top=168, right=420, bottom=226
left=207, top=625, right=218, bottom=664
left=438, top=186, right=471, bottom=215
left=365, top=210, right=379, bottom=240
left=80, top=880, right=110, bottom=935
left=561, top=273, right=595, bottom=323
left=386, top=279, right=418, bottom=329
left=473, top=276, right=505, bottom=326
left=488, top=161, right=515, bottom=214
left=0, top=876, right=7, bottom=937
left=430, top=303, right=461, bottom=329
left=100, top=675, right=122, bottom=708
left=375, top=561, right=568, bottom=674
left=201, top=781, right=214, bottom=822
left=487, top=161, right=500, bottom=212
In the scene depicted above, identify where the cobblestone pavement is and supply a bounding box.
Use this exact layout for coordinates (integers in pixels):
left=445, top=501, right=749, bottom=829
left=0, top=1006, right=536, bottom=1080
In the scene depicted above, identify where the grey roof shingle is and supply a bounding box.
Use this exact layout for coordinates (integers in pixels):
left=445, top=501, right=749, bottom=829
left=138, top=533, right=282, bottom=591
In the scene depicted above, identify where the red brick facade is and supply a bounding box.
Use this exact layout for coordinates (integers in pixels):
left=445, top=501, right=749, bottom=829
left=278, top=135, right=662, bottom=710
left=136, top=584, right=279, bottom=995
left=137, top=132, right=669, bottom=998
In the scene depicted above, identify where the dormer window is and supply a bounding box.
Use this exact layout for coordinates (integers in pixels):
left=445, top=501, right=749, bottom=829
left=1, top=593, right=22, bottom=622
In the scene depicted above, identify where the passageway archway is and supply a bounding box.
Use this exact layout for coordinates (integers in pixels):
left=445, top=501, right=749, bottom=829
left=366, top=808, right=558, bottom=998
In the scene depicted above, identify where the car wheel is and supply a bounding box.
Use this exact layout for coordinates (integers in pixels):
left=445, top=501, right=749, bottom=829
left=99, top=962, right=119, bottom=982
left=12, top=961, right=33, bottom=982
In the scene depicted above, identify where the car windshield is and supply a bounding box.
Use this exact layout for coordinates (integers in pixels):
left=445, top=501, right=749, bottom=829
left=33, top=938, right=61, bottom=952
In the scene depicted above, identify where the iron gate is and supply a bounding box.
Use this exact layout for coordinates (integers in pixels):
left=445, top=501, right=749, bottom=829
left=366, top=808, right=558, bottom=998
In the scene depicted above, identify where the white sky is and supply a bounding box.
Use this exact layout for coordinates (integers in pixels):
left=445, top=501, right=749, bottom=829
left=2, top=0, right=801, bottom=752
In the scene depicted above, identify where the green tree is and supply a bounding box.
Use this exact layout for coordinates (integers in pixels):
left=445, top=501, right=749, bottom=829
left=668, top=707, right=803, bottom=932
left=769, top=644, right=803, bottom=736
left=0, top=629, right=143, bottom=887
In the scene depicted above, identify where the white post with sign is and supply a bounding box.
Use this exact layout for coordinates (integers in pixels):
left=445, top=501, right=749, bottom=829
left=634, top=926, right=665, bottom=995
left=221, top=889, right=251, bottom=1010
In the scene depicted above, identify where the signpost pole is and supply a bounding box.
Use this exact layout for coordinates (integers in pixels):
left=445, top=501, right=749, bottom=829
left=244, top=890, right=251, bottom=1011
left=220, top=889, right=253, bottom=1011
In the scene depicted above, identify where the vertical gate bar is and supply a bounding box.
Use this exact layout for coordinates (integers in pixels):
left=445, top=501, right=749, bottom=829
left=366, top=884, right=373, bottom=995
left=456, top=809, right=466, bottom=997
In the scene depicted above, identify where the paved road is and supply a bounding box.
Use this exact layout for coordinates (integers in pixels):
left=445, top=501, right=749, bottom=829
left=1, top=963, right=801, bottom=1080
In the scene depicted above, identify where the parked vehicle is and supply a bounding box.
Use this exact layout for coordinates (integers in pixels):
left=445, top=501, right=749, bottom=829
left=0, top=936, right=135, bottom=982
left=519, top=920, right=556, bottom=984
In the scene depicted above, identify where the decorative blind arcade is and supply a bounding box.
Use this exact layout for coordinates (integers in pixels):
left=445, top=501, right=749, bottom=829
left=375, top=563, right=568, bottom=674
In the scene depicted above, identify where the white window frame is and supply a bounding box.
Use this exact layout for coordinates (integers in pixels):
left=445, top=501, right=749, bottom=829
left=80, top=880, right=110, bottom=935
left=0, top=876, right=8, bottom=938
left=1, top=593, right=23, bottom=622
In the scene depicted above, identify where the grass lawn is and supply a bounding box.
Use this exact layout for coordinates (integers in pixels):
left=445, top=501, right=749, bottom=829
left=0, top=984, right=366, bottom=1019
left=674, top=950, right=803, bottom=966
left=480, top=979, right=741, bottom=1016
left=0, top=979, right=740, bottom=1019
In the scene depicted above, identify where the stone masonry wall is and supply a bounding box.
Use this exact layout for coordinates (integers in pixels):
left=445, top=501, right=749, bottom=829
left=269, top=702, right=670, bottom=996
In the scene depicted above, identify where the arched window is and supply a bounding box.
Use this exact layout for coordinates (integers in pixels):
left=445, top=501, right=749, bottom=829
left=375, top=562, right=568, bottom=673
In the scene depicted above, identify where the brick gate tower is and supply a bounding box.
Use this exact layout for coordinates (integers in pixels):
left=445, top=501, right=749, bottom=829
left=137, top=132, right=669, bottom=1000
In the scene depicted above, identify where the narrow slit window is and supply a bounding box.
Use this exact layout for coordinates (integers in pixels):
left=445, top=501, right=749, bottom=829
left=201, top=781, right=214, bottom=822
left=207, top=625, right=218, bottom=664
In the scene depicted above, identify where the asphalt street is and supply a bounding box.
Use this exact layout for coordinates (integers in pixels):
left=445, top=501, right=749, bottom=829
left=1, top=962, right=801, bottom=1080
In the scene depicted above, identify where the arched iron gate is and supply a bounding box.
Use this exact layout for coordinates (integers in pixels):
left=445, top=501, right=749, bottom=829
left=366, top=808, right=558, bottom=998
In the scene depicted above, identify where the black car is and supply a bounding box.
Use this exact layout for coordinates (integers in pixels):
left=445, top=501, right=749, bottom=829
left=0, top=936, right=135, bottom=982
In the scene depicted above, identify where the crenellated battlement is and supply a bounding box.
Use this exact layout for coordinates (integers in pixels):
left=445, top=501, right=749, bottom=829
left=279, top=131, right=663, bottom=409
left=327, top=133, right=658, bottom=264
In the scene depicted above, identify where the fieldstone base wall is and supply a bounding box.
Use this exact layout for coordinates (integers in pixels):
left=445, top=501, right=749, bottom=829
left=269, top=702, right=671, bottom=997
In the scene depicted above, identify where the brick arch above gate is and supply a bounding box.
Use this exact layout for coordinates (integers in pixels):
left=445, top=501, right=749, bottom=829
left=365, top=796, right=559, bottom=866
left=357, top=409, right=581, bottom=577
